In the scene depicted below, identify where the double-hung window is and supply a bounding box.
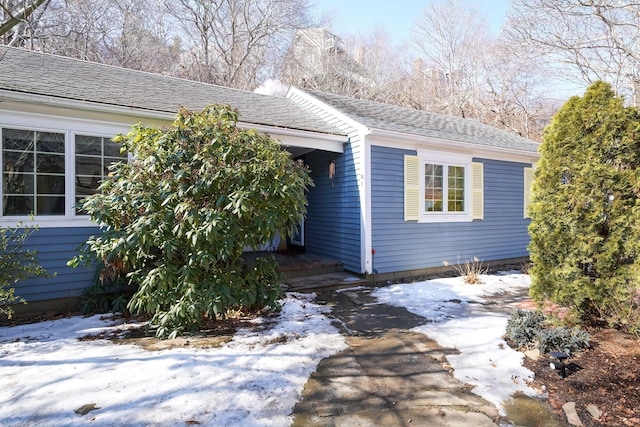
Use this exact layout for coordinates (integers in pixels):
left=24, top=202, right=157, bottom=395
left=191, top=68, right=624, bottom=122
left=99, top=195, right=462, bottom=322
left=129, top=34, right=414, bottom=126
left=424, top=163, right=466, bottom=214
left=404, top=151, right=483, bottom=222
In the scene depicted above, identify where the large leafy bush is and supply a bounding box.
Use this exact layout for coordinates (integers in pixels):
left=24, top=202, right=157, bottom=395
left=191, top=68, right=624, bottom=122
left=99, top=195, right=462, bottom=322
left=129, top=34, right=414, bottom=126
left=70, top=105, right=312, bottom=338
left=528, top=81, right=640, bottom=333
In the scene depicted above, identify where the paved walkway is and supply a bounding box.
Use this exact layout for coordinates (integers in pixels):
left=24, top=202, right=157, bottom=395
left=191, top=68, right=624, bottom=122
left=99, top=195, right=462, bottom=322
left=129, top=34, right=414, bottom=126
left=291, top=287, right=502, bottom=427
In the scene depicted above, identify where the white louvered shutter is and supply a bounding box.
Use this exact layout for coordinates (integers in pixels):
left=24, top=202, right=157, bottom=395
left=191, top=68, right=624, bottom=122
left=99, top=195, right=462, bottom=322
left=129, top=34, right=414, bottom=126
left=471, top=162, right=484, bottom=220
left=404, top=155, right=420, bottom=221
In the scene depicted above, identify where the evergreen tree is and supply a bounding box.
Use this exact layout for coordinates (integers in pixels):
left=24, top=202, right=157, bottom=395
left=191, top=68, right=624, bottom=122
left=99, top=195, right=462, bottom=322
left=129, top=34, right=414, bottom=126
left=529, top=81, right=640, bottom=332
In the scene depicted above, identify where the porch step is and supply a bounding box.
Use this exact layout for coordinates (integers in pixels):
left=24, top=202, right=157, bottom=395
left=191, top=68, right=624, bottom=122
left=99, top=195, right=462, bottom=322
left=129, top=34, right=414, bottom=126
left=276, top=255, right=344, bottom=279
left=285, top=272, right=367, bottom=292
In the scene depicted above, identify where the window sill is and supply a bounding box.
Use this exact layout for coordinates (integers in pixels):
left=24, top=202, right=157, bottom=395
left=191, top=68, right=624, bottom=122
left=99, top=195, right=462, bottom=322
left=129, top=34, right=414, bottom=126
left=418, top=213, right=474, bottom=223
left=0, top=216, right=100, bottom=228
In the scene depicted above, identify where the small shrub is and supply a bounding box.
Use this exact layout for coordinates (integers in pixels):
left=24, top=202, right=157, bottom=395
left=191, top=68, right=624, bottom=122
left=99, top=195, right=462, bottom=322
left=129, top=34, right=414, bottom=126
left=443, top=256, right=488, bottom=284
left=505, top=309, right=546, bottom=349
left=537, top=326, right=590, bottom=356
left=1, top=223, right=50, bottom=318
left=81, top=265, right=134, bottom=315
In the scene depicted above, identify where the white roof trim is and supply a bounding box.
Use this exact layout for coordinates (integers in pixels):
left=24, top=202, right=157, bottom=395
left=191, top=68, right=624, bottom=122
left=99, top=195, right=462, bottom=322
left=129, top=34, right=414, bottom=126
left=368, top=127, right=540, bottom=162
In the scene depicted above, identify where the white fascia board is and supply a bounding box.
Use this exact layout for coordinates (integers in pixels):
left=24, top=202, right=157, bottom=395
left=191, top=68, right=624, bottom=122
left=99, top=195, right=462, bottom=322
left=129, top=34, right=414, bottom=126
left=286, top=87, right=370, bottom=135
left=0, top=89, right=176, bottom=122
left=368, top=127, right=540, bottom=163
left=249, top=124, right=346, bottom=153
left=286, top=88, right=373, bottom=274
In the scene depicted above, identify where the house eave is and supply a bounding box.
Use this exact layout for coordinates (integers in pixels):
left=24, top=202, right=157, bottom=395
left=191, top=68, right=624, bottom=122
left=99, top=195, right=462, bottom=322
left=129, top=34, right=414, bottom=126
left=367, top=127, right=540, bottom=163
left=0, top=89, right=346, bottom=153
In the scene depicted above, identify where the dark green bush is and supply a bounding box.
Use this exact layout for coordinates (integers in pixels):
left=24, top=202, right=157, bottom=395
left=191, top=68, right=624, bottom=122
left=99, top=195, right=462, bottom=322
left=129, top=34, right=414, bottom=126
left=69, top=105, right=311, bottom=338
left=505, top=310, right=590, bottom=356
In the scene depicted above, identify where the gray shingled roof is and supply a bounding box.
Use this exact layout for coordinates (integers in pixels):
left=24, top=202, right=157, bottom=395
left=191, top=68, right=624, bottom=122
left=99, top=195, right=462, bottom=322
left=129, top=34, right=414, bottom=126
left=304, top=89, right=540, bottom=153
left=0, top=46, right=344, bottom=136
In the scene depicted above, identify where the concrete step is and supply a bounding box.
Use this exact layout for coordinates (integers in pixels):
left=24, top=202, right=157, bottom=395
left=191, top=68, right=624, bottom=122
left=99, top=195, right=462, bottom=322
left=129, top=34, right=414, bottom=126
left=285, top=272, right=367, bottom=292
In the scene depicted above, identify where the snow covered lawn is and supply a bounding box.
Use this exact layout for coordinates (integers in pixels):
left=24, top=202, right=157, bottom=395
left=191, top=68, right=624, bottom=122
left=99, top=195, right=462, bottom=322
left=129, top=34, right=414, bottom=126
left=0, top=293, right=347, bottom=426
left=0, top=272, right=539, bottom=425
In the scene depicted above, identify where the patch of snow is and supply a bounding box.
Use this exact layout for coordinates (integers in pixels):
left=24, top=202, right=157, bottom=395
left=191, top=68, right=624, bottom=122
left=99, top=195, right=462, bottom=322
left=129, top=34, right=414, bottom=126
left=373, top=273, right=538, bottom=414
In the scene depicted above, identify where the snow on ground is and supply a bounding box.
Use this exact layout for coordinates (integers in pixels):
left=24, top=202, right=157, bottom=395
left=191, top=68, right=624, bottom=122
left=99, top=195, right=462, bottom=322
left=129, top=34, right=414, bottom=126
left=373, top=271, right=539, bottom=414
left=0, top=273, right=539, bottom=425
left=0, top=293, right=347, bottom=427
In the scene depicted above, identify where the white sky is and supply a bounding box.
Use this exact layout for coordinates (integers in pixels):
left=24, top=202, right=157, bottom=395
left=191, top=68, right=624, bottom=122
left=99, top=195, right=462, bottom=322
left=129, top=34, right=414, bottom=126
left=0, top=273, right=539, bottom=426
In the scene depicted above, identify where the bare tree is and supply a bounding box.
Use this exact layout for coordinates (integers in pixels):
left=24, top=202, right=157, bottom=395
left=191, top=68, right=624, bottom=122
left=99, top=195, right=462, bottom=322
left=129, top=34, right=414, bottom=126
left=506, top=0, right=640, bottom=105
left=0, top=0, right=50, bottom=47
left=411, top=0, right=491, bottom=118
left=166, top=0, right=312, bottom=90
left=31, top=0, right=176, bottom=72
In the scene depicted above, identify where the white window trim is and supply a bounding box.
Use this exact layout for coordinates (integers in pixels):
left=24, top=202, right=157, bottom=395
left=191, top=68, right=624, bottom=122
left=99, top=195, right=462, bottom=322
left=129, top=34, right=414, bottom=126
left=417, top=150, right=473, bottom=223
left=0, top=111, right=129, bottom=228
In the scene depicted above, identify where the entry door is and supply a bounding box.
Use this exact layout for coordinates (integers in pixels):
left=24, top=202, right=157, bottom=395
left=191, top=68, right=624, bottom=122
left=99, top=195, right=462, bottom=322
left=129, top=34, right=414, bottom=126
left=290, top=218, right=304, bottom=246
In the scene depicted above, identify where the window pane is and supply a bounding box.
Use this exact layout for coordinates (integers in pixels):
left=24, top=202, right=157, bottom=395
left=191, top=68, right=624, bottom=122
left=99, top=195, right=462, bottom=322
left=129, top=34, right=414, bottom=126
left=3, top=173, right=34, bottom=195
left=104, top=140, right=124, bottom=157
left=36, top=153, right=65, bottom=174
left=37, top=175, right=65, bottom=194
left=75, top=135, right=102, bottom=156
left=37, top=196, right=65, bottom=215
left=425, top=163, right=443, bottom=212
left=36, top=132, right=65, bottom=153
left=3, top=129, right=34, bottom=150
left=3, top=150, right=34, bottom=173
left=448, top=166, right=465, bottom=212
left=3, top=196, right=33, bottom=215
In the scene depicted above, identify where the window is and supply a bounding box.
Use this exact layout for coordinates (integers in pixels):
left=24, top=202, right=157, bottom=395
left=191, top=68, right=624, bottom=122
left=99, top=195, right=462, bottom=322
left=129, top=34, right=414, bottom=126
left=2, top=128, right=65, bottom=216
left=75, top=135, right=126, bottom=213
left=425, top=163, right=465, bottom=213
left=404, top=153, right=483, bottom=222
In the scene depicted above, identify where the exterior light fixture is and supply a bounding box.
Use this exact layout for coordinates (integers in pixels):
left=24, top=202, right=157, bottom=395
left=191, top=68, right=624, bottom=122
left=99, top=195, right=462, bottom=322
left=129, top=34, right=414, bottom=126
left=549, top=351, right=569, bottom=378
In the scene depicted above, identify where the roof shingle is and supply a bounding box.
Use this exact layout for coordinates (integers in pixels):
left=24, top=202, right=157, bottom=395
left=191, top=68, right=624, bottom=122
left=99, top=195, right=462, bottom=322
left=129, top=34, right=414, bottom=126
left=304, top=89, right=540, bottom=153
left=0, top=46, right=344, bottom=136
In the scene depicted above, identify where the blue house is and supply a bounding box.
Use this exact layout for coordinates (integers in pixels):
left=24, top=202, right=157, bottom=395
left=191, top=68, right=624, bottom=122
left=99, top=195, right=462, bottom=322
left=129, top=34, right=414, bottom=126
left=286, top=89, right=539, bottom=278
left=0, top=46, right=539, bottom=310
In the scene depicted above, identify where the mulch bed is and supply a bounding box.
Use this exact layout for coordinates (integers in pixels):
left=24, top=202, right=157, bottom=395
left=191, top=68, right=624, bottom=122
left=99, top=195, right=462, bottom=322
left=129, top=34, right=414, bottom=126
left=524, top=328, right=640, bottom=426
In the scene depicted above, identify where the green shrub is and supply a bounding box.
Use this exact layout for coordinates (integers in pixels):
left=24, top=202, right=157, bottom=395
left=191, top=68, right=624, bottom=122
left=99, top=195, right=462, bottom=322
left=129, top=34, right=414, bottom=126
left=528, top=81, right=640, bottom=331
left=537, top=326, right=591, bottom=356
left=69, top=105, right=311, bottom=338
left=505, top=310, right=591, bottom=356
left=81, top=264, right=134, bottom=315
left=0, top=223, right=49, bottom=318
left=505, top=309, right=546, bottom=348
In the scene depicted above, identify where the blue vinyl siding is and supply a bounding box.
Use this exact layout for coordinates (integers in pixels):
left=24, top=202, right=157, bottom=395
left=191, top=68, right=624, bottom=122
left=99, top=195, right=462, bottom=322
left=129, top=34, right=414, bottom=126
left=11, top=226, right=100, bottom=302
left=305, top=146, right=361, bottom=272
left=371, top=145, right=531, bottom=273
